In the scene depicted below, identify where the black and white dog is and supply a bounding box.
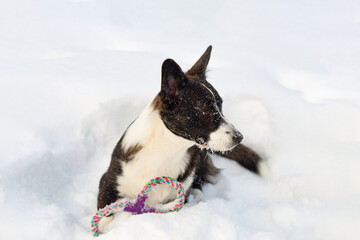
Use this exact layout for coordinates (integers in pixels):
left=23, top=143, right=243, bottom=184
left=97, top=46, right=264, bottom=229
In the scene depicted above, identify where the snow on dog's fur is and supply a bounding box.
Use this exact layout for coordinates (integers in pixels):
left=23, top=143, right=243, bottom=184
left=97, top=46, right=263, bottom=231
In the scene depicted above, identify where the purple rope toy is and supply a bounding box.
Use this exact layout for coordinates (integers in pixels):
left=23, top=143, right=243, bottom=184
left=91, top=176, right=185, bottom=236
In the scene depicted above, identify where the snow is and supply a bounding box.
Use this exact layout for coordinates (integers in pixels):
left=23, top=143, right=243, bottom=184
left=1, top=0, right=360, bottom=239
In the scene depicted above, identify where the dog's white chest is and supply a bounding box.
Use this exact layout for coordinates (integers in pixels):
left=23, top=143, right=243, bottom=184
left=117, top=141, right=193, bottom=205
left=116, top=107, right=195, bottom=205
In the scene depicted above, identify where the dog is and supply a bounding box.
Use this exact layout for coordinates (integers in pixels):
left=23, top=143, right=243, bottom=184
left=97, top=46, right=264, bottom=230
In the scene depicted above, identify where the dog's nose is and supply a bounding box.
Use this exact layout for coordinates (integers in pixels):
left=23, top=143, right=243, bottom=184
left=232, top=132, right=243, bottom=144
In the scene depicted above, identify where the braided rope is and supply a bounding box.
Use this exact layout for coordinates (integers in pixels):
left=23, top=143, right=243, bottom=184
left=91, top=176, right=185, bottom=236
left=91, top=201, right=126, bottom=236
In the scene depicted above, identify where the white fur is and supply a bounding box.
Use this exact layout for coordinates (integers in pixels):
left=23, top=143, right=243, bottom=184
left=208, top=122, right=239, bottom=152
left=98, top=215, right=114, bottom=233
left=117, top=101, right=195, bottom=205
left=120, top=103, right=158, bottom=150
left=258, top=160, right=271, bottom=179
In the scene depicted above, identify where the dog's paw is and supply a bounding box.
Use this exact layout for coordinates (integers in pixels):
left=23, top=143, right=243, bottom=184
left=98, top=215, right=114, bottom=233
left=188, top=188, right=203, bottom=203
left=258, top=159, right=272, bottom=179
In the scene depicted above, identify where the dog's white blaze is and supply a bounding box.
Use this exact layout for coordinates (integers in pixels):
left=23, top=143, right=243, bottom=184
left=200, top=83, right=216, bottom=101
left=199, top=83, right=224, bottom=115
left=208, top=122, right=238, bottom=152
left=198, top=83, right=241, bottom=152
left=118, top=103, right=194, bottom=205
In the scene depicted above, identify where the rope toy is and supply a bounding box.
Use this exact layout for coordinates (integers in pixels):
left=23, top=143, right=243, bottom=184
left=91, top=176, right=185, bottom=236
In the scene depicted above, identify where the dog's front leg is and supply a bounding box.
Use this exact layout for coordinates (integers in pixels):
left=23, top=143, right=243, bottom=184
left=98, top=214, right=115, bottom=232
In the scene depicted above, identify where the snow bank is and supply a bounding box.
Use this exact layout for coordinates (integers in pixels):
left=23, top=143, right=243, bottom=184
left=1, top=0, right=359, bottom=239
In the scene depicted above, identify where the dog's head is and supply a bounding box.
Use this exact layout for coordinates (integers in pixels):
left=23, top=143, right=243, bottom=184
left=158, top=46, right=243, bottom=152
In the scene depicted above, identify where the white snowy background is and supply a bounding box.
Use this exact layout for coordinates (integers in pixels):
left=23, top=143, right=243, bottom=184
left=1, top=0, right=359, bottom=239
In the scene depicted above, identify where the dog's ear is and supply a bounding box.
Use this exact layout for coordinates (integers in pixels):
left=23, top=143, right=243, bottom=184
left=186, top=45, right=212, bottom=77
left=161, top=59, right=187, bottom=110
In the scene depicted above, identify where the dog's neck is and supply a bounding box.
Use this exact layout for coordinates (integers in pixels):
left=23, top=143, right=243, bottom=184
left=121, top=96, right=194, bottom=155
left=116, top=97, right=196, bottom=203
